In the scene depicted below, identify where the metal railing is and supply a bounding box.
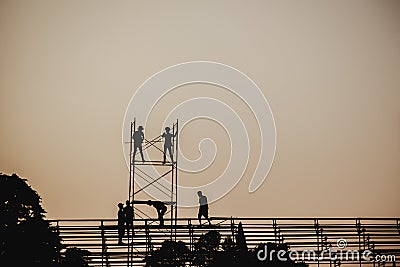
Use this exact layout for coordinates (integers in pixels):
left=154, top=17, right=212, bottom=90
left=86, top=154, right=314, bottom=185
left=49, top=217, right=400, bottom=267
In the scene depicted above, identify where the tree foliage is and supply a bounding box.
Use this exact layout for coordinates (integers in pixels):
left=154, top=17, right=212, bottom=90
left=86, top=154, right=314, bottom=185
left=60, top=247, right=91, bottom=267
left=0, top=173, right=62, bottom=266
left=145, top=240, right=189, bottom=267
left=145, top=229, right=308, bottom=267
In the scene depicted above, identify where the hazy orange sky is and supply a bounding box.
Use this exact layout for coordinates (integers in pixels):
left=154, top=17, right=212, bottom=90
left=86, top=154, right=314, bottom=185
left=1, top=1, right=399, bottom=219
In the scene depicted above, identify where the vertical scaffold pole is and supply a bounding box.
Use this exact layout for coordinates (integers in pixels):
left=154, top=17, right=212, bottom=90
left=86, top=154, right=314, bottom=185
left=128, top=121, right=133, bottom=203
left=171, top=142, right=174, bottom=238
left=132, top=119, right=136, bottom=220
left=175, top=119, right=178, bottom=232
left=127, top=119, right=136, bottom=267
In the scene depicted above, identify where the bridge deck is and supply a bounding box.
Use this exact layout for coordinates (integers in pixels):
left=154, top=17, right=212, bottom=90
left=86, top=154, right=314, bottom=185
left=50, top=217, right=400, bottom=267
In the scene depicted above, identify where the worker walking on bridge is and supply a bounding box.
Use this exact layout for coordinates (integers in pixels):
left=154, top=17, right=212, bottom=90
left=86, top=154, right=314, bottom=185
left=197, top=191, right=211, bottom=225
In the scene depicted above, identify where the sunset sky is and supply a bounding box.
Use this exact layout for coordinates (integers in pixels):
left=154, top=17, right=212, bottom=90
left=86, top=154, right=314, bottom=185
left=1, top=0, right=399, bottom=220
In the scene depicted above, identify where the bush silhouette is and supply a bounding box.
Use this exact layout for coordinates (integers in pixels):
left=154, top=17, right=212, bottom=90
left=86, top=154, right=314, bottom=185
left=0, top=173, right=63, bottom=266
left=60, top=247, right=91, bottom=267
left=145, top=240, right=189, bottom=267
left=144, top=229, right=308, bottom=267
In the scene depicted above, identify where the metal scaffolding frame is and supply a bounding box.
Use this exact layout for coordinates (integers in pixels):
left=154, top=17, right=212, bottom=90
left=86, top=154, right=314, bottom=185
left=48, top=120, right=400, bottom=266
left=126, top=119, right=179, bottom=266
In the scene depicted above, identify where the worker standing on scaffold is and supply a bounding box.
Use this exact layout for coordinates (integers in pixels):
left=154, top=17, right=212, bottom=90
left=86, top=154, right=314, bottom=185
left=117, top=203, right=125, bottom=245
left=133, top=125, right=145, bottom=162
left=124, top=200, right=134, bottom=237
left=162, top=127, right=176, bottom=164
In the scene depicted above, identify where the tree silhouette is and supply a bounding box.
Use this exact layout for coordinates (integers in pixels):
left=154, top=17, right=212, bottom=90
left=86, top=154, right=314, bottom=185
left=193, top=230, right=221, bottom=267
left=221, top=237, right=235, bottom=252
left=0, top=173, right=62, bottom=266
left=60, top=247, right=91, bottom=267
left=145, top=240, right=189, bottom=267
left=144, top=228, right=308, bottom=267
left=208, top=239, right=308, bottom=267
left=236, top=222, right=248, bottom=251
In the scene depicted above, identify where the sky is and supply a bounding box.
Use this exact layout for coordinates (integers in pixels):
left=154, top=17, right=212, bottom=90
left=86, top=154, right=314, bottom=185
left=0, top=0, right=399, bottom=220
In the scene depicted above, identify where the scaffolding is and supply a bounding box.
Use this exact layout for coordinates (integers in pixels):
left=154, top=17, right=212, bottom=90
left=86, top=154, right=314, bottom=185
left=49, top=120, right=400, bottom=266
left=51, top=217, right=400, bottom=267
left=126, top=119, right=179, bottom=266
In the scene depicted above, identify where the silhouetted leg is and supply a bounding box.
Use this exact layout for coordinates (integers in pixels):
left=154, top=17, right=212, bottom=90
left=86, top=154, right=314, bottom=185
left=167, top=146, right=174, bottom=164
left=125, top=222, right=130, bottom=239
left=163, top=145, right=167, bottom=164
left=126, top=221, right=134, bottom=238
left=118, top=225, right=124, bottom=244
left=158, top=211, right=164, bottom=226
left=205, top=213, right=211, bottom=225
left=133, top=146, right=137, bottom=161
left=160, top=208, right=166, bottom=226
left=198, top=211, right=202, bottom=225
left=138, top=145, right=144, bottom=162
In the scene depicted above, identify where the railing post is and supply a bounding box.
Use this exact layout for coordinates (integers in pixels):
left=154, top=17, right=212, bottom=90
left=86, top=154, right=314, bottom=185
left=230, top=217, right=235, bottom=243
left=55, top=220, right=60, bottom=235
left=189, top=219, right=193, bottom=252
left=55, top=221, right=60, bottom=263
left=314, top=219, right=320, bottom=267
left=145, top=219, right=150, bottom=253
left=273, top=219, right=278, bottom=243
left=100, top=220, right=105, bottom=267
left=356, top=219, right=362, bottom=267
left=397, top=219, right=400, bottom=235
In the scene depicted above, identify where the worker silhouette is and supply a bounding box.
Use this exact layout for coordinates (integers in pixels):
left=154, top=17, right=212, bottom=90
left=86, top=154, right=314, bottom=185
left=133, top=126, right=145, bottom=162
left=117, top=203, right=125, bottom=245
left=124, top=200, right=134, bottom=236
left=197, top=191, right=211, bottom=225
left=147, top=200, right=167, bottom=226
left=162, top=127, right=176, bottom=164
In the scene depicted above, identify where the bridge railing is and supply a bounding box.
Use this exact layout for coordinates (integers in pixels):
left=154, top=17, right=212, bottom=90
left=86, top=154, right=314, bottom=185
left=49, top=217, right=400, bottom=266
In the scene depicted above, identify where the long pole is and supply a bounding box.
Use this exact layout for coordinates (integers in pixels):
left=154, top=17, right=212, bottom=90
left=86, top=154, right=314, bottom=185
left=127, top=121, right=132, bottom=267
left=129, top=122, right=133, bottom=203
left=175, top=119, right=178, bottom=231
left=132, top=119, right=136, bottom=217
left=128, top=119, right=136, bottom=267
left=170, top=122, right=174, bottom=238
